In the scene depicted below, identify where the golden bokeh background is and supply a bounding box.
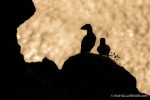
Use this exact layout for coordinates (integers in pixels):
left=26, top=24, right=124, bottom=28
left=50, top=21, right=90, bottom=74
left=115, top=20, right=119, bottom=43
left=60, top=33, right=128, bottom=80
left=17, top=0, right=150, bottom=94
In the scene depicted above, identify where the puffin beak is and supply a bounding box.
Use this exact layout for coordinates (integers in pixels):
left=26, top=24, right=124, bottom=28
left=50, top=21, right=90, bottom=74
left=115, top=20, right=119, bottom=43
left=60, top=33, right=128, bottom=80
left=81, top=26, right=85, bottom=30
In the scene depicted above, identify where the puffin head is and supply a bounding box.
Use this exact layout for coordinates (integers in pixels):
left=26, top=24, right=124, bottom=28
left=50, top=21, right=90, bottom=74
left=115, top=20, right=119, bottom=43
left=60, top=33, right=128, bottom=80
left=100, top=38, right=106, bottom=44
left=81, top=24, right=92, bottom=31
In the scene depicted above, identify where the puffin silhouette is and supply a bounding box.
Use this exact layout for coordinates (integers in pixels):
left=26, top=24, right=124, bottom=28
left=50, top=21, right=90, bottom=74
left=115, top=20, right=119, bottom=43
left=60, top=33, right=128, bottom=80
left=80, top=24, right=96, bottom=54
left=97, top=38, right=110, bottom=57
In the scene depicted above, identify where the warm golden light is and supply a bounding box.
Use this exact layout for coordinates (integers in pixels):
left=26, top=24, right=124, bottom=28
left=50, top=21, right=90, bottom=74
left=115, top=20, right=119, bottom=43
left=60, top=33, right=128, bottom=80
left=17, top=0, right=150, bottom=94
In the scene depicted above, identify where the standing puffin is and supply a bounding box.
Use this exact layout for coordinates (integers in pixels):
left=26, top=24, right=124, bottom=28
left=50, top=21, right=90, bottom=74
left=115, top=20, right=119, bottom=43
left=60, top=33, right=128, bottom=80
left=80, top=24, right=96, bottom=54
left=97, top=38, right=110, bottom=57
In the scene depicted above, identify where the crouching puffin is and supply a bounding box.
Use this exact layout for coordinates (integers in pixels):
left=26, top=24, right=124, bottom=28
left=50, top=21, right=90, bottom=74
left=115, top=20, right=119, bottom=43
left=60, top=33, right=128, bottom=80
left=97, top=38, right=110, bottom=57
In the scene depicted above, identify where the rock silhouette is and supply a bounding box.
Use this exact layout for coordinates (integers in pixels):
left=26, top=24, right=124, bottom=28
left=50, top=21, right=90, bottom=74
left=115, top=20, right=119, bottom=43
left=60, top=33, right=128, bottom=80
left=80, top=24, right=96, bottom=54
left=60, top=53, right=143, bottom=99
left=2, top=0, right=36, bottom=95
left=97, top=38, right=111, bottom=57
left=2, top=0, right=59, bottom=99
left=2, top=0, right=150, bottom=99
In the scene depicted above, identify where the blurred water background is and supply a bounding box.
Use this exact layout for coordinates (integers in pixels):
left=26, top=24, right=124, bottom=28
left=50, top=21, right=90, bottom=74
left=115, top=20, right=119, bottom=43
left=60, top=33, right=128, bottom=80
left=18, top=0, right=150, bottom=94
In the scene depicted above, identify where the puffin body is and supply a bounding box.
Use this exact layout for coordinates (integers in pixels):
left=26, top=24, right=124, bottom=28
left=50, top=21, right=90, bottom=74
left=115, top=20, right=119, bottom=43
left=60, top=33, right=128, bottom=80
left=80, top=24, right=96, bottom=54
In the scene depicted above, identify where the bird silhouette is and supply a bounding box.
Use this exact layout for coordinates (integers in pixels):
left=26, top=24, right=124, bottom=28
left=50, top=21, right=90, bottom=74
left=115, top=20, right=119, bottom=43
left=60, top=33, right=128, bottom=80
left=80, top=24, right=96, bottom=54
left=97, top=38, right=110, bottom=57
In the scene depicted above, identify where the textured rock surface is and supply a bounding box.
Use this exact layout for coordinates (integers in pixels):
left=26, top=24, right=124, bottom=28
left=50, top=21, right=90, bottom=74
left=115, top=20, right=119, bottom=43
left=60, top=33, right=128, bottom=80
left=17, top=0, right=150, bottom=94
